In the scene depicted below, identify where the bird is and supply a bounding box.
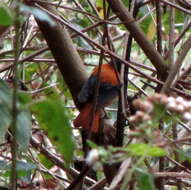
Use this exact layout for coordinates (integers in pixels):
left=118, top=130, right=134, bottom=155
left=73, top=62, right=120, bottom=133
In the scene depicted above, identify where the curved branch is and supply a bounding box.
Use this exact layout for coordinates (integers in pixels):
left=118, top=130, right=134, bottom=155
left=161, top=34, right=191, bottom=93
left=106, top=0, right=168, bottom=80
left=29, top=2, right=88, bottom=108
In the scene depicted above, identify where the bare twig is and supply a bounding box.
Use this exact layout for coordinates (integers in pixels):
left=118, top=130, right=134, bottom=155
left=10, top=3, right=21, bottom=189
left=155, top=0, right=163, bottom=54
left=161, top=0, right=175, bottom=94
left=108, top=159, right=131, bottom=190
left=175, top=18, right=191, bottom=46
left=161, top=34, right=191, bottom=93
left=159, top=0, right=191, bottom=14
left=154, top=172, right=191, bottom=179
left=30, top=137, right=100, bottom=187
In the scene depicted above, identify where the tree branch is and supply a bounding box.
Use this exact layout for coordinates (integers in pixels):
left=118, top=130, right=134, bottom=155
left=161, top=34, right=191, bottom=93
left=28, top=1, right=88, bottom=108
left=106, top=0, right=168, bottom=80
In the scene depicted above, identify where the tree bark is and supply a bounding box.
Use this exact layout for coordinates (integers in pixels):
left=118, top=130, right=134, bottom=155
left=106, top=0, right=168, bottom=80
left=32, top=2, right=88, bottom=108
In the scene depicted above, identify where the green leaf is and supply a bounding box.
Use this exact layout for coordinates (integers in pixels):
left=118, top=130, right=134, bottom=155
left=20, top=4, right=55, bottom=26
left=0, top=160, right=36, bottom=172
left=31, top=98, right=74, bottom=166
left=18, top=92, right=32, bottom=105
left=122, top=0, right=129, bottom=7
left=0, top=104, right=11, bottom=143
left=178, top=149, right=191, bottom=162
left=0, top=4, right=13, bottom=26
left=135, top=168, right=156, bottom=190
left=16, top=161, right=36, bottom=171
left=38, top=154, right=53, bottom=169
left=163, top=12, right=170, bottom=33
left=0, top=80, right=32, bottom=150
left=87, top=140, right=98, bottom=149
left=126, top=143, right=166, bottom=157
left=0, top=80, right=12, bottom=143
left=0, top=80, right=12, bottom=105
left=16, top=110, right=32, bottom=151
left=0, top=160, right=9, bottom=170
left=139, top=8, right=152, bottom=34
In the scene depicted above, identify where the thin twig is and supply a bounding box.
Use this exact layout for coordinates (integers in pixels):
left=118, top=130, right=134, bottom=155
left=159, top=0, right=191, bottom=14
left=161, top=34, right=191, bottom=93
left=10, top=2, right=21, bottom=189
left=30, top=137, right=102, bottom=187
left=175, top=18, right=191, bottom=46
left=155, top=0, right=163, bottom=54
left=154, top=172, right=191, bottom=179
left=89, top=178, right=108, bottom=190
left=172, top=122, right=183, bottom=190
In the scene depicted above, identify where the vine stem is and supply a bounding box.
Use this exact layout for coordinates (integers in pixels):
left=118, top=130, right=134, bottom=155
left=161, top=1, right=175, bottom=94
left=10, top=2, right=21, bottom=189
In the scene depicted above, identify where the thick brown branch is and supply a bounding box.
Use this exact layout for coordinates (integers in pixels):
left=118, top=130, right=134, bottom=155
left=161, top=34, right=191, bottom=93
left=106, top=0, right=168, bottom=80
left=29, top=2, right=88, bottom=108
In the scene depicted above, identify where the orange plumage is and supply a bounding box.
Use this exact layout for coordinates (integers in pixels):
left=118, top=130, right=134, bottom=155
left=73, top=63, right=120, bottom=133
left=91, top=63, right=119, bottom=86
left=73, top=103, right=100, bottom=132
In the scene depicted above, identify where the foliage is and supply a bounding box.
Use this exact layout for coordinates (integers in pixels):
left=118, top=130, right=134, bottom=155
left=135, top=168, right=156, bottom=190
left=31, top=98, right=75, bottom=166
left=0, top=4, right=13, bottom=26
left=20, top=4, right=55, bottom=26
left=0, top=80, right=31, bottom=151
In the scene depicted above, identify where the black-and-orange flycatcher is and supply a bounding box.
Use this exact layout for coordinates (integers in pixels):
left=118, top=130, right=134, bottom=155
left=74, top=62, right=120, bottom=133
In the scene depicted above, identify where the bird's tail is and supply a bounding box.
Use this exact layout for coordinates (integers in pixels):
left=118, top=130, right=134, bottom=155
left=73, top=104, right=100, bottom=133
